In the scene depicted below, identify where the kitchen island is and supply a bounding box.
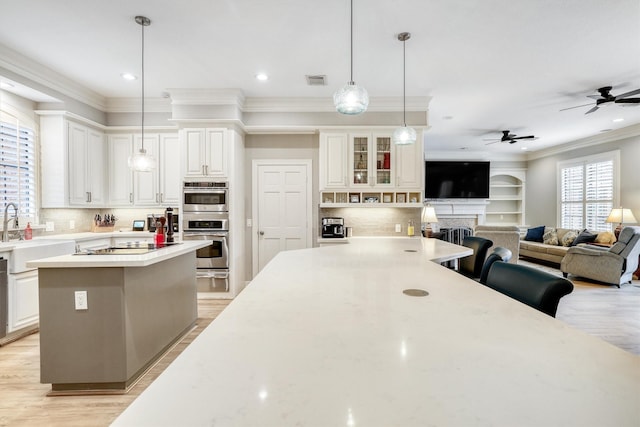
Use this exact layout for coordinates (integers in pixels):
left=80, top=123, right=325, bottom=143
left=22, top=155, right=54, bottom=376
left=27, top=240, right=210, bottom=394
left=113, top=237, right=639, bottom=426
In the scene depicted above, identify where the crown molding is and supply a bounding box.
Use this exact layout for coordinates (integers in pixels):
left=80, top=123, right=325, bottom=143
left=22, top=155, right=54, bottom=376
left=0, top=43, right=106, bottom=111
left=424, top=149, right=528, bottom=162
left=105, top=97, right=172, bottom=113
left=243, top=96, right=431, bottom=113
left=526, top=122, right=640, bottom=160
left=166, top=88, right=246, bottom=107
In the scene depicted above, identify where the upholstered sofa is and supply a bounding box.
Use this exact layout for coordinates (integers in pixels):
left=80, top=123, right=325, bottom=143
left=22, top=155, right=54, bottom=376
left=474, top=225, right=520, bottom=263
left=519, top=227, right=617, bottom=265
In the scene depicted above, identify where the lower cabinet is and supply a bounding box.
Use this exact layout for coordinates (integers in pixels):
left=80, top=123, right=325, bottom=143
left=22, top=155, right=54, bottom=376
left=7, top=270, right=39, bottom=333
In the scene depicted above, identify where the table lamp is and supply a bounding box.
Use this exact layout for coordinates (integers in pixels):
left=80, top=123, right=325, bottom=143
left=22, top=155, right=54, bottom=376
left=421, top=205, right=439, bottom=237
left=605, top=207, right=637, bottom=239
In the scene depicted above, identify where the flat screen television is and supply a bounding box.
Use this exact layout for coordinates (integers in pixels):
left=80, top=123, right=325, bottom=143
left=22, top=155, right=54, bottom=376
left=425, top=161, right=490, bottom=199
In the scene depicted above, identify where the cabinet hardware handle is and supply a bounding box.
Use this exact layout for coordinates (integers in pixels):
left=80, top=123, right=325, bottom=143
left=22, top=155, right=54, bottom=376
left=129, top=193, right=133, bottom=203
left=156, top=193, right=159, bottom=203
left=160, top=193, right=164, bottom=203
left=86, top=192, right=91, bottom=203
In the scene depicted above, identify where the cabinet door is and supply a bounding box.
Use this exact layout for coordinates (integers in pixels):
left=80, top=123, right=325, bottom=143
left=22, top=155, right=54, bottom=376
left=319, top=133, right=348, bottom=189
left=107, top=134, right=134, bottom=206
left=133, top=134, right=160, bottom=206
left=7, top=271, right=39, bottom=333
left=349, top=133, right=371, bottom=186
left=183, top=128, right=206, bottom=177
left=68, top=122, right=90, bottom=205
left=159, top=133, right=182, bottom=205
left=373, top=134, right=393, bottom=187
left=204, top=128, right=227, bottom=176
left=395, top=136, right=423, bottom=188
left=87, top=128, right=106, bottom=205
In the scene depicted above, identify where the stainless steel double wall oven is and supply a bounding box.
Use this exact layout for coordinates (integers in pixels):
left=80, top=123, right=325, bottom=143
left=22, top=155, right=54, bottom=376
left=182, top=181, right=229, bottom=292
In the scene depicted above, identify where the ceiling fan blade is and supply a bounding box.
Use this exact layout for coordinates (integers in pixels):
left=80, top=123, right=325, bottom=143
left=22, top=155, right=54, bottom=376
left=484, top=140, right=500, bottom=145
left=585, top=105, right=599, bottom=114
left=512, top=135, right=535, bottom=140
left=615, top=88, right=640, bottom=99
left=560, top=103, right=594, bottom=112
left=614, top=98, right=640, bottom=104
left=586, top=95, right=602, bottom=100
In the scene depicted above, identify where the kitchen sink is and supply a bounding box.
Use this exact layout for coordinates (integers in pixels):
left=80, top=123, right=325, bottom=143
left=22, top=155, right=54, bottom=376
left=7, top=240, right=76, bottom=273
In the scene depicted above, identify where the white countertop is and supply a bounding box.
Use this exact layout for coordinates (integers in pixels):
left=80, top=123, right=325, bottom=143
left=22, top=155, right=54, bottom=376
left=113, top=237, right=639, bottom=427
left=26, top=240, right=209, bottom=268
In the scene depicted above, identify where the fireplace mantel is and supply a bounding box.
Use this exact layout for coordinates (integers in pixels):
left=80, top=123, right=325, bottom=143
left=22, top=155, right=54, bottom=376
left=426, top=199, right=489, bottom=227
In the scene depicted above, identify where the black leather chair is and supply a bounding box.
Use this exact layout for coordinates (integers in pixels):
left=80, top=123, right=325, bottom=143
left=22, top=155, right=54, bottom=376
left=458, top=236, right=493, bottom=279
left=485, top=261, right=574, bottom=317
left=479, top=247, right=513, bottom=285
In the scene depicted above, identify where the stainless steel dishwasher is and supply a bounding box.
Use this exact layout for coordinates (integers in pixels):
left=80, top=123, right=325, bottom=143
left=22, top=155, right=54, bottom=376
left=0, top=257, right=7, bottom=339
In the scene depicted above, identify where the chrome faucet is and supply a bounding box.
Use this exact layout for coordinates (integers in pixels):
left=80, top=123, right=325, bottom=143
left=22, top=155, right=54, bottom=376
left=2, top=202, right=19, bottom=242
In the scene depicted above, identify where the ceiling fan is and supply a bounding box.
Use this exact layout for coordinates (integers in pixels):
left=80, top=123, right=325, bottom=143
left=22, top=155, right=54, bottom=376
left=484, top=130, right=536, bottom=145
left=560, top=85, right=640, bottom=114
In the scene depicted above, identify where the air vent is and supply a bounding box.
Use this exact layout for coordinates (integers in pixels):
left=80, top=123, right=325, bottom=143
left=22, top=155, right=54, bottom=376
left=306, top=75, right=327, bottom=86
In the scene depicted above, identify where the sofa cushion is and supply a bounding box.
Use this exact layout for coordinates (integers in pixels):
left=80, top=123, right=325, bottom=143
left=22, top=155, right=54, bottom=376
left=595, top=231, right=616, bottom=245
left=524, top=225, right=545, bottom=242
left=543, top=228, right=559, bottom=245
left=571, top=230, right=597, bottom=246
left=560, top=229, right=580, bottom=247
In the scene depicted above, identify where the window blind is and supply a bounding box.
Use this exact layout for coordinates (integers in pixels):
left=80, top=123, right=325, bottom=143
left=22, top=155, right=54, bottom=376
left=0, top=119, right=36, bottom=218
left=560, top=158, right=614, bottom=232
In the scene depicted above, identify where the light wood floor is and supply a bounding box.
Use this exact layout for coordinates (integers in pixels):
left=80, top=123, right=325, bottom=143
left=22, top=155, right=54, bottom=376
left=1, top=267, right=639, bottom=426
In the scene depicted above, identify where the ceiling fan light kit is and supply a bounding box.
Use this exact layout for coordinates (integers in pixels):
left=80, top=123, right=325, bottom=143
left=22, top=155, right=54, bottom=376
left=392, top=32, right=416, bottom=145
left=333, top=0, right=369, bottom=115
left=128, top=15, right=156, bottom=172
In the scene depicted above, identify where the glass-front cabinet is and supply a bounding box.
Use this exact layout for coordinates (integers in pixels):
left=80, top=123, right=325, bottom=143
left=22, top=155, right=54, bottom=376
left=349, top=133, right=393, bottom=187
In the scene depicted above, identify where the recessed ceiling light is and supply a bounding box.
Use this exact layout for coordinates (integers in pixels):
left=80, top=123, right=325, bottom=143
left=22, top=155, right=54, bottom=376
left=521, top=147, right=528, bottom=150
left=442, top=115, right=454, bottom=120
left=612, top=118, right=624, bottom=123
left=256, top=73, right=269, bottom=81
left=121, top=73, right=137, bottom=81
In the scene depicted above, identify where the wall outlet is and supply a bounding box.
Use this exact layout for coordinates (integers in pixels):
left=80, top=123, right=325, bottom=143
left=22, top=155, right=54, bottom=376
left=45, top=221, right=54, bottom=232
left=69, top=220, right=75, bottom=229
left=395, top=223, right=402, bottom=233
left=74, top=291, right=88, bottom=310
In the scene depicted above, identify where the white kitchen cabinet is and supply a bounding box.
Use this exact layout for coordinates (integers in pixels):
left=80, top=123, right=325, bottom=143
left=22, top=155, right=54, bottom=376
left=7, top=270, right=39, bottom=333
left=183, top=128, right=228, bottom=177
left=107, top=134, right=134, bottom=206
left=319, top=130, right=424, bottom=207
left=40, top=115, right=106, bottom=208
left=319, top=133, right=348, bottom=189
left=68, top=121, right=106, bottom=206
left=133, top=133, right=182, bottom=206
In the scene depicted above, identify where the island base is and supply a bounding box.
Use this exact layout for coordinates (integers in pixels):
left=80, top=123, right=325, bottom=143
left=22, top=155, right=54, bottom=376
left=38, top=253, right=197, bottom=394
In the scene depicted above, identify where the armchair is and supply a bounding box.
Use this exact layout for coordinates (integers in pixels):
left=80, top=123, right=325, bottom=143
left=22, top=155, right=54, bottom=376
left=474, top=225, right=520, bottom=263
left=560, top=226, right=640, bottom=287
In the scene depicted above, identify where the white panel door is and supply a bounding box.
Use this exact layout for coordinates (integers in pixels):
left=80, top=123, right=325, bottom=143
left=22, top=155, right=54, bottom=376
left=67, top=122, right=89, bottom=205
left=159, top=133, right=182, bottom=205
left=133, top=134, right=160, bottom=206
left=183, top=128, right=206, bottom=177
left=107, top=134, right=134, bottom=206
left=254, top=161, right=311, bottom=275
left=87, top=128, right=106, bottom=205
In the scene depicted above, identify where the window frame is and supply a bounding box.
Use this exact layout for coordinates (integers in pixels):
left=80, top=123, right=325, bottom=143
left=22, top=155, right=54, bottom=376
left=556, top=150, right=620, bottom=232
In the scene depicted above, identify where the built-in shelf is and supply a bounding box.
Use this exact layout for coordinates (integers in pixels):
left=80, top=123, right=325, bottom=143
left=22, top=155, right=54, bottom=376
left=486, top=170, right=526, bottom=226
left=320, top=191, right=422, bottom=208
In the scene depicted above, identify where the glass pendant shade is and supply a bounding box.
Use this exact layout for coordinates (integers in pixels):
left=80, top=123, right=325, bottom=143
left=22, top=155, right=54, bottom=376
left=334, top=81, right=369, bottom=115
left=392, top=126, right=417, bottom=145
left=128, top=148, right=156, bottom=172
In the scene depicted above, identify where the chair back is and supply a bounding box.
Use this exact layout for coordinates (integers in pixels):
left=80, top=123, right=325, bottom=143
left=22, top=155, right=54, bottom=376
left=485, top=262, right=574, bottom=317
left=459, top=236, right=493, bottom=279
left=479, top=247, right=513, bottom=285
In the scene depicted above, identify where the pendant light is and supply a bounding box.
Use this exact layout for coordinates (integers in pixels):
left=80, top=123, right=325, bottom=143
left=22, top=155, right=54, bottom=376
left=128, top=15, right=156, bottom=172
left=392, top=32, right=416, bottom=145
left=333, top=0, right=369, bottom=115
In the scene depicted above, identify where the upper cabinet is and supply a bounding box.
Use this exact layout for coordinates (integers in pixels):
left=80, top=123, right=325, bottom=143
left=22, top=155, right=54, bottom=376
left=183, top=128, right=228, bottom=177
left=40, top=115, right=106, bottom=208
left=319, top=130, right=423, bottom=207
left=107, top=132, right=182, bottom=207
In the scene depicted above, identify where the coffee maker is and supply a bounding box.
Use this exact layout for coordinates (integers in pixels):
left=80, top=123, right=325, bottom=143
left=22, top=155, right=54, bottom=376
left=322, top=217, right=345, bottom=238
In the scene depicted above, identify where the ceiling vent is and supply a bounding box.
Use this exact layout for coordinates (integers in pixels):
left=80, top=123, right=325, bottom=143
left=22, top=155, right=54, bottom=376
left=306, top=75, right=327, bottom=86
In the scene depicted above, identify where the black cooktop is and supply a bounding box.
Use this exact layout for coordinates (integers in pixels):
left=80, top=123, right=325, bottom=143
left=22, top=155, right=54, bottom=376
left=77, top=242, right=182, bottom=255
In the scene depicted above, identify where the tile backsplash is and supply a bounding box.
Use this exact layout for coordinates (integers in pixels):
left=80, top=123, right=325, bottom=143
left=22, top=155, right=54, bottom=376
left=319, top=207, right=422, bottom=237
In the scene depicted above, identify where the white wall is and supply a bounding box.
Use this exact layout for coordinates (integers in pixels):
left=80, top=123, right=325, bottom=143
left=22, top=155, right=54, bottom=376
left=526, top=137, right=640, bottom=227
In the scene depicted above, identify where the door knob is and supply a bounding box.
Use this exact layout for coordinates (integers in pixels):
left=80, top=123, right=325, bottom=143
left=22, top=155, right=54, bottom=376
left=259, top=231, right=264, bottom=236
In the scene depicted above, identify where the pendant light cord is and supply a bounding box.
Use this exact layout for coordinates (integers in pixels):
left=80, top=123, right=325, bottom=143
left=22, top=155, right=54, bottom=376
left=349, top=0, right=354, bottom=84
left=402, top=37, right=406, bottom=126
left=141, top=18, right=145, bottom=152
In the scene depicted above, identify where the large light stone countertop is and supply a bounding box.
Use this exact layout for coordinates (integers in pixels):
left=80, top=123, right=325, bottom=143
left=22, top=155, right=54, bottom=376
left=113, top=237, right=640, bottom=426
left=27, top=240, right=209, bottom=268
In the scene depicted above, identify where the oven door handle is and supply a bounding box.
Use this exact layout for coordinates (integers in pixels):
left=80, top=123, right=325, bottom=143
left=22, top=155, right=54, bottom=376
left=183, top=232, right=228, bottom=238
left=197, top=271, right=229, bottom=279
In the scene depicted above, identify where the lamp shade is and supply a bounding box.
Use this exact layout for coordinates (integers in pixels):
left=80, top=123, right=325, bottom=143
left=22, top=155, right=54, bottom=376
left=605, top=208, right=638, bottom=224
left=421, top=205, right=438, bottom=223
left=392, top=126, right=417, bottom=145
left=128, top=148, right=156, bottom=172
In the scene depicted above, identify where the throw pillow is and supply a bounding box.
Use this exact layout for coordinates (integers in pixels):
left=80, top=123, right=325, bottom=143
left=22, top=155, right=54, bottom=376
left=543, top=228, right=559, bottom=245
left=560, top=229, right=580, bottom=247
left=595, top=231, right=616, bottom=245
left=571, top=230, right=597, bottom=246
left=524, top=225, right=545, bottom=242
